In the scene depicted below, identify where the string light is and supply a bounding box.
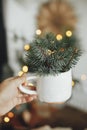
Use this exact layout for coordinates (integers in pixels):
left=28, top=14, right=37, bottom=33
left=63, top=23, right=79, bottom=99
left=72, top=80, right=75, bottom=87
left=7, top=112, right=14, bottom=118
left=18, top=71, right=24, bottom=76
left=47, top=49, right=52, bottom=55
left=66, top=30, right=72, bottom=37
left=22, top=66, right=28, bottom=73
left=28, top=83, right=34, bottom=86
left=36, top=29, right=42, bottom=35
left=56, top=34, right=62, bottom=40
left=24, top=44, right=30, bottom=51
left=4, top=117, right=10, bottom=123
left=81, top=74, right=87, bottom=80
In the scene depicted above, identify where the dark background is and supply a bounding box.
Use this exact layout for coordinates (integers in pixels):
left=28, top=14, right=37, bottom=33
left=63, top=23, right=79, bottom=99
left=0, top=0, right=8, bottom=82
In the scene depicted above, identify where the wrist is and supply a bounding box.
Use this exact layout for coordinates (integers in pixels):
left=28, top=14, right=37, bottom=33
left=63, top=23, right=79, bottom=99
left=0, top=83, right=5, bottom=106
left=0, top=93, right=3, bottom=106
left=0, top=106, right=6, bottom=116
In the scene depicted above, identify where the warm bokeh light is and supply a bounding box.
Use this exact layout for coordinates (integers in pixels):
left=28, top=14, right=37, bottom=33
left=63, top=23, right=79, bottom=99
left=47, top=49, right=52, bottom=55
left=22, top=66, right=28, bottom=73
left=56, top=34, right=62, bottom=40
left=18, top=71, right=24, bottom=76
left=81, top=74, right=87, bottom=80
left=22, top=110, right=31, bottom=124
left=72, top=80, right=75, bottom=87
left=28, top=83, right=34, bottom=86
left=7, top=112, right=14, bottom=118
left=66, top=30, right=72, bottom=37
left=4, top=117, right=10, bottom=123
left=36, top=29, right=42, bottom=35
left=24, top=44, right=30, bottom=51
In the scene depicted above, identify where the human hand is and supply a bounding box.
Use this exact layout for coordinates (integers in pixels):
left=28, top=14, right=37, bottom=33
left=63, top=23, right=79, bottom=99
left=0, top=75, right=37, bottom=116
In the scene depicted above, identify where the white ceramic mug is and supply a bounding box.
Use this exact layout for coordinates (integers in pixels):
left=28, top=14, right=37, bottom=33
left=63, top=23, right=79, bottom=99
left=19, top=69, right=72, bottom=103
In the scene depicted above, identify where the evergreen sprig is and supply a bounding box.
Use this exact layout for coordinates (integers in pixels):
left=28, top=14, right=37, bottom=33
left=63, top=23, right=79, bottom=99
left=24, top=32, right=82, bottom=75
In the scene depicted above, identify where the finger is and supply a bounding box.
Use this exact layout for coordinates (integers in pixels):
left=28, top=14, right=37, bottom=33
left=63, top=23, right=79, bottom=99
left=4, top=76, right=14, bottom=81
left=22, top=81, right=28, bottom=87
left=14, top=95, right=36, bottom=105
left=13, top=75, right=27, bottom=87
left=17, top=93, right=30, bottom=98
left=18, top=93, right=37, bottom=99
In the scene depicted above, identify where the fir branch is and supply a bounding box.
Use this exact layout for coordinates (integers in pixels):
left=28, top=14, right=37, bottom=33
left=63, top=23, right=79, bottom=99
left=63, top=48, right=80, bottom=72
left=24, top=32, right=82, bottom=75
left=37, top=46, right=47, bottom=57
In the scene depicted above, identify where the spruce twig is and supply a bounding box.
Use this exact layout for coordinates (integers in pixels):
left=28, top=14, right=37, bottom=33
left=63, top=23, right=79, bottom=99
left=24, top=32, right=82, bottom=75
left=63, top=48, right=77, bottom=72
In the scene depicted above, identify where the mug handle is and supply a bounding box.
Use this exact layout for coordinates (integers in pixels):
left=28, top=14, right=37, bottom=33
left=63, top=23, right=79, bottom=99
left=19, top=76, right=37, bottom=95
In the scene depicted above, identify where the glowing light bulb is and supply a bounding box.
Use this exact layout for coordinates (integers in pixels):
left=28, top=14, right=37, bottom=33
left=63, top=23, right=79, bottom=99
left=47, top=49, right=52, bottom=55
left=72, top=80, right=75, bottom=87
left=56, top=34, right=62, bottom=40
left=18, top=71, right=24, bottom=76
left=4, top=117, right=10, bottom=123
left=7, top=112, right=14, bottom=118
left=24, top=44, right=30, bottom=51
left=66, top=30, right=72, bottom=37
left=36, top=29, right=42, bottom=35
left=22, top=66, right=28, bottom=73
left=81, top=74, right=87, bottom=80
left=28, top=83, right=34, bottom=86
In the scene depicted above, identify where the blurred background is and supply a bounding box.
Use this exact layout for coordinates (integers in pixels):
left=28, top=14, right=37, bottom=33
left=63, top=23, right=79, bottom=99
left=0, top=0, right=87, bottom=130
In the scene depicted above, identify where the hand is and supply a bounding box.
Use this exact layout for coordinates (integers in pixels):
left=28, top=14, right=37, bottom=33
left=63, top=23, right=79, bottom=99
left=0, top=75, right=37, bottom=116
